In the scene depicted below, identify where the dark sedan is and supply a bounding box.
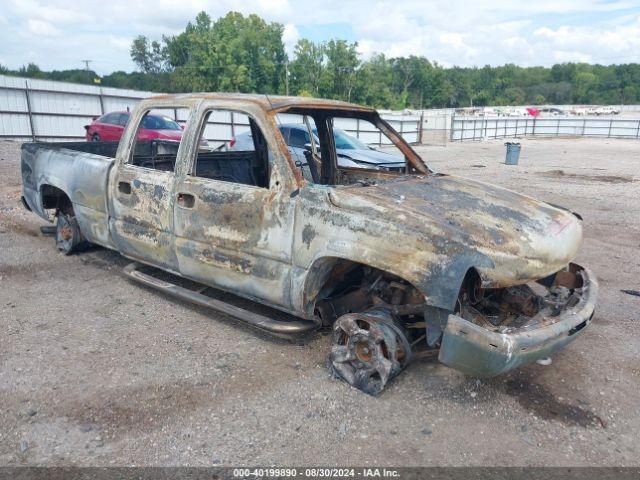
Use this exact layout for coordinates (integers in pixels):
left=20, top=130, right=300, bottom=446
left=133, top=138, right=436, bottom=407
left=230, top=123, right=406, bottom=178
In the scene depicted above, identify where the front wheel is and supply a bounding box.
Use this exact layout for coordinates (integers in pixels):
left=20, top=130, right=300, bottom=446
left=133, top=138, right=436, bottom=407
left=92, top=133, right=101, bottom=142
left=329, top=309, right=412, bottom=396
left=55, top=212, right=84, bottom=255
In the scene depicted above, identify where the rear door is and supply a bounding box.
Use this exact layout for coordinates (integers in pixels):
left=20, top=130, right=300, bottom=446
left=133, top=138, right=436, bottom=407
left=108, top=105, right=191, bottom=272
left=172, top=104, right=297, bottom=307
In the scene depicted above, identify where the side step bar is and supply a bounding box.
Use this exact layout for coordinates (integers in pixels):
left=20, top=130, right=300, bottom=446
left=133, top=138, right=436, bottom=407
left=123, top=262, right=319, bottom=335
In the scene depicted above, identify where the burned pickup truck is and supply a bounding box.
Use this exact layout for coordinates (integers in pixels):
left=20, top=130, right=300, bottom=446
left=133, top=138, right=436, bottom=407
left=21, top=93, right=597, bottom=395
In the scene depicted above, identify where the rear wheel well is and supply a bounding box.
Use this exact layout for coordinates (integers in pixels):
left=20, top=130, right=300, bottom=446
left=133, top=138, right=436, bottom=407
left=40, top=185, right=73, bottom=215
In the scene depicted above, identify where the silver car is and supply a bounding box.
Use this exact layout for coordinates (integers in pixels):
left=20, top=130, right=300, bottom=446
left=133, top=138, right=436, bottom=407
left=231, top=123, right=406, bottom=181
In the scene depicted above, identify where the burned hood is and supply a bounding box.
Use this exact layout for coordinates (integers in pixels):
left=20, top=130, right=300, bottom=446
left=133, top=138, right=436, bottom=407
left=334, top=174, right=583, bottom=287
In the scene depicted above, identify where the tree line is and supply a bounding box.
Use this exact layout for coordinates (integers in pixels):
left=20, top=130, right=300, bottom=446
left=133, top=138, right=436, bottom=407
left=2, top=11, right=639, bottom=109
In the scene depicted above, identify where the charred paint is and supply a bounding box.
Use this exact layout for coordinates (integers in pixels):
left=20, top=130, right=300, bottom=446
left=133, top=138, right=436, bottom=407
left=301, top=224, right=317, bottom=249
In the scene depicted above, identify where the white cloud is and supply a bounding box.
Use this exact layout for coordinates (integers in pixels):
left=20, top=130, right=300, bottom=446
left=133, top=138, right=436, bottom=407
left=1, top=0, right=639, bottom=73
left=533, top=17, right=640, bottom=62
left=282, top=23, right=300, bottom=55
left=27, top=19, right=60, bottom=36
left=108, top=35, right=132, bottom=50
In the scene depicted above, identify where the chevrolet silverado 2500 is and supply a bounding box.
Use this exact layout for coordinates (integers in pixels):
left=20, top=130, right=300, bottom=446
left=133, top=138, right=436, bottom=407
left=21, top=93, right=597, bottom=395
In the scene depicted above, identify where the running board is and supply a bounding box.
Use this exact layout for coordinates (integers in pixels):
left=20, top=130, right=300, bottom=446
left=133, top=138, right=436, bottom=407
left=123, top=263, right=319, bottom=335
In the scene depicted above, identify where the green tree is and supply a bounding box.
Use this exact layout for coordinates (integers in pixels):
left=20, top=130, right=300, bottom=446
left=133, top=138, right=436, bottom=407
left=289, top=39, right=325, bottom=96
left=2, top=11, right=639, bottom=108
left=164, top=11, right=286, bottom=94
left=322, top=39, right=359, bottom=101
left=130, top=35, right=167, bottom=74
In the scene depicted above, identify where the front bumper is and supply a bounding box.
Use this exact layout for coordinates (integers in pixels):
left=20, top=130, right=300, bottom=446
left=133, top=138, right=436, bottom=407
left=438, top=264, right=597, bottom=377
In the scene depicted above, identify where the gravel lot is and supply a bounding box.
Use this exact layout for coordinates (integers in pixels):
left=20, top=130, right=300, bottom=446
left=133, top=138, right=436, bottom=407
left=1, top=137, right=639, bottom=466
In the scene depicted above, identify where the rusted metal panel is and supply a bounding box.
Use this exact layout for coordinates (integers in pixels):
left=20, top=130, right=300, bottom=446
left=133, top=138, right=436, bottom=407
left=20, top=143, right=114, bottom=237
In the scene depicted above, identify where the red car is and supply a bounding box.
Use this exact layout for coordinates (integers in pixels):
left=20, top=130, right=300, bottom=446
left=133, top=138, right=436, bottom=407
left=84, top=111, right=183, bottom=142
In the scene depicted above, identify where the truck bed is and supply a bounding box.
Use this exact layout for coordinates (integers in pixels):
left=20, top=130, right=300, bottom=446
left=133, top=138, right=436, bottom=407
left=21, top=139, right=182, bottom=249
left=21, top=141, right=117, bottom=217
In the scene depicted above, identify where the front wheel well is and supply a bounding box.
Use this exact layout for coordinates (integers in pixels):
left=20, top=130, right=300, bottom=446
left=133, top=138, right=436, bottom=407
left=306, top=257, right=425, bottom=325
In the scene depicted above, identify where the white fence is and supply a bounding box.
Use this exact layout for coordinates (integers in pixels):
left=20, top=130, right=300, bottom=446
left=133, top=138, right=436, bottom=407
left=451, top=116, right=640, bottom=141
left=2, top=74, right=639, bottom=144
left=0, top=75, right=155, bottom=141
left=0, top=75, right=421, bottom=145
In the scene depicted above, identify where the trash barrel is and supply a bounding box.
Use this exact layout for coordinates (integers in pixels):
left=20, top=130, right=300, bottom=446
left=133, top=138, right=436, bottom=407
left=504, top=142, right=521, bottom=165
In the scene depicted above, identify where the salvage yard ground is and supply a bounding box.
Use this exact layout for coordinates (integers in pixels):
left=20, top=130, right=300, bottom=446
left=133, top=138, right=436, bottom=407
left=0, top=137, right=638, bottom=466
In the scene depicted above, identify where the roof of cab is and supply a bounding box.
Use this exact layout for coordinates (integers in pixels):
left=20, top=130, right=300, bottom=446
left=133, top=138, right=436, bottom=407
left=146, top=92, right=375, bottom=113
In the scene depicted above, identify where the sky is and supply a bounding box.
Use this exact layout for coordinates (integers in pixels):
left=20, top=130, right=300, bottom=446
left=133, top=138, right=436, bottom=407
left=0, top=0, right=639, bottom=75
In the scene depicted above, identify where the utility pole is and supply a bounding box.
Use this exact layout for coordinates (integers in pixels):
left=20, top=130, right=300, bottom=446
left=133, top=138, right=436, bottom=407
left=81, top=60, right=92, bottom=71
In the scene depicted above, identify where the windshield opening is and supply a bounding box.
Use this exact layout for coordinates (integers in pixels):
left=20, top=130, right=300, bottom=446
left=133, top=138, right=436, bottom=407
left=275, top=108, right=429, bottom=186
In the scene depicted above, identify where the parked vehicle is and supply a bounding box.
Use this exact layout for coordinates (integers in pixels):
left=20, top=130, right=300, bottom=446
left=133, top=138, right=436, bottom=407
left=591, top=106, right=621, bottom=116
left=539, top=107, right=565, bottom=116
left=84, top=111, right=183, bottom=142
left=231, top=123, right=405, bottom=180
left=21, top=94, right=597, bottom=395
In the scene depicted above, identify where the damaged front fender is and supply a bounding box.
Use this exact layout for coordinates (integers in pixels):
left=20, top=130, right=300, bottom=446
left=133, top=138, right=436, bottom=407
left=438, top=264, right=597, bottom=377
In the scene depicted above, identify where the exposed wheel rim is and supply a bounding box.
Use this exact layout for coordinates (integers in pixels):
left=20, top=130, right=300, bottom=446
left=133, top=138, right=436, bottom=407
left=329, top=310, right=411, bottom=396
left=55, top=214, right=79, bottom=254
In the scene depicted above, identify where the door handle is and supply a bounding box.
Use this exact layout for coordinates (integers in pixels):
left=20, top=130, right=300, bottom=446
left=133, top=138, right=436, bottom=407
left=118, top=181, right=131, bottom=194
left=177, top=192, right=195, bottom=208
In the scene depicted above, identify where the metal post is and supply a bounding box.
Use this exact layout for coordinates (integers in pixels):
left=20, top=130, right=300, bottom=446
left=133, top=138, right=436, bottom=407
left=582, top=118, right=586, bottom=136
left=532, top=117, right=537, bottom=137
left=99, top=88, right=105, bottom=115
left=230, top=111, right=235, bottom=137
left=636, top=119, right=640, bottom=139
left=556, top=118, right=560, bottom=137
left=24, top=80, right=36, bottom=141
left=449, top=114, right=455, bottom=142
left=460, top=117, right=465, bottom=142
left=608, top=119, right=613, bottom=138
left=418, top=111, right=424, bottom=144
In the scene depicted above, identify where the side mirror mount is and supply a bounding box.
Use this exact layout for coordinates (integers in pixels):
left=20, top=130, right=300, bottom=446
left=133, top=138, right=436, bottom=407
left=303, top=143, right=313, bottom=152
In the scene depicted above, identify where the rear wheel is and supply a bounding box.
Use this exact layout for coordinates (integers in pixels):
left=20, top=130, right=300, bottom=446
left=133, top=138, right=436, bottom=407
left=55, top=212, right=84, bottom=255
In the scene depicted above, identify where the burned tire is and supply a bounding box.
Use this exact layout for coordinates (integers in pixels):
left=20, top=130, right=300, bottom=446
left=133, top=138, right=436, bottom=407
left=55, top=212, right=84, bottom=255
left=329, top=308, right=412, bottom=396
left=92, top=134, right=101, bottom=142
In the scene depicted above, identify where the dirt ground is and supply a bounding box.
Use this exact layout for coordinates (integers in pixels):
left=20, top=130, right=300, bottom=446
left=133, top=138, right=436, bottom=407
left=1, top=137, right=639, bottom=467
